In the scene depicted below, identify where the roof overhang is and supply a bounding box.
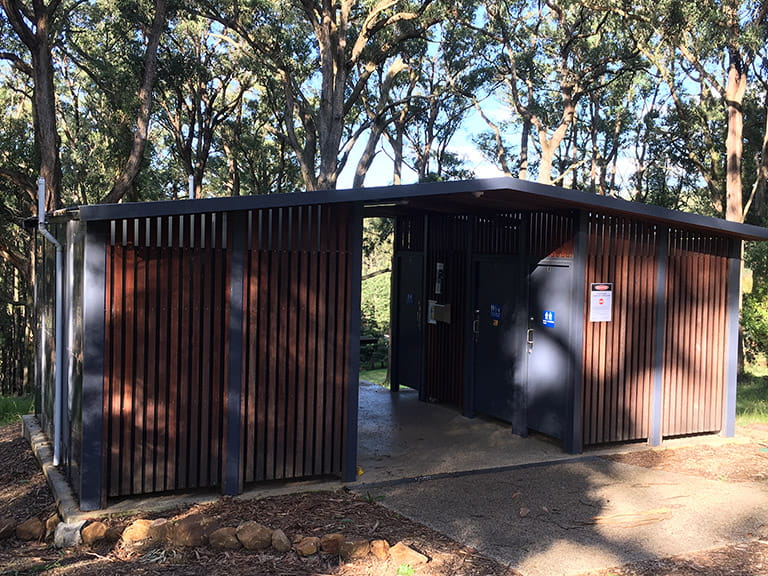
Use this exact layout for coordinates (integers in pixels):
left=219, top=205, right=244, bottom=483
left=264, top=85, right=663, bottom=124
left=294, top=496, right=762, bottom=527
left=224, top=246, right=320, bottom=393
left=73, top=177, right=768, bottom=242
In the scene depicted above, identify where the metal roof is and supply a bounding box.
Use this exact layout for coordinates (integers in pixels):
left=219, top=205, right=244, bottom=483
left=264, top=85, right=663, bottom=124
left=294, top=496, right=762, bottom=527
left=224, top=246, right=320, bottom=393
left=76, top=177, right=768, bottom=241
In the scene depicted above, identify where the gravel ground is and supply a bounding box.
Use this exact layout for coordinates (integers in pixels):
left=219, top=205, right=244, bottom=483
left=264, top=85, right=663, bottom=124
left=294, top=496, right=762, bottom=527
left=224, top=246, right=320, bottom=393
left=2, top=421, right=768, bottom=576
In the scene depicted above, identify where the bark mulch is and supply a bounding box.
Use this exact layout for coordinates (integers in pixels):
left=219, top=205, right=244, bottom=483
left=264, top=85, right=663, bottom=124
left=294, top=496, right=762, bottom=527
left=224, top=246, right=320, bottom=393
left=2, top=421, right=768, bottom=575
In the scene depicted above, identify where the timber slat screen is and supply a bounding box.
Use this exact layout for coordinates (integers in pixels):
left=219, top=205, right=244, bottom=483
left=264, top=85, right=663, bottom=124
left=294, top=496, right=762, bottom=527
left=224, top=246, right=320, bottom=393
left=582, top=215, right=657, bottom=445
left=105, top=215, right=229, bottom=497
left=241, top=205, right=351, bottom=483
left=104, top=205, right=353, bottom=498
left=529, top=212, right=574, bottom=259
left=424, top=215, right=469, bottom=405
left=662, top=231, right=728, bottom=437
left=473, top=213, right=523, bottom=255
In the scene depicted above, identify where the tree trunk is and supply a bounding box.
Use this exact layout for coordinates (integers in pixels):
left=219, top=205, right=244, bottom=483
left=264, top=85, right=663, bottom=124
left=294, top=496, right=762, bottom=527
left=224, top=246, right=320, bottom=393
left=1, top=0, right=63, bottom=210
left=724, top=45, right=746, bottom=223
left=103, top=0, right=167, bottom=204
left=519, top=118, right=530, bottom=180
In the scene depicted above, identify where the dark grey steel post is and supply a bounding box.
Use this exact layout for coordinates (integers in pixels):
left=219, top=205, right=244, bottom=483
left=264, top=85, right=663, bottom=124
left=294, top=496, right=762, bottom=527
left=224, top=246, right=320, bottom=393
left=418, top=214, right=429, bottom=402
left=723, top=239, right=742, bottom=437
left=650, top=227, right=669, bottom=446
left=390, top=220, right=400, bottom=394
left=564, top=211, right=588, bottom=454
left=343, top=203, right=364, bottom=482
left=224, top=212, right=246, bottom=495
left=462, top=216, right=476, bottom=418
left=80, top=222, right=108, bottom=511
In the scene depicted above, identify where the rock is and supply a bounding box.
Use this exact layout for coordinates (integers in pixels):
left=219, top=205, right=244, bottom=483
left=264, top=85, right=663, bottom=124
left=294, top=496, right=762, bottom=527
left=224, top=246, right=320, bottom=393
left=171, top=514, right=211, bottom=548
left=236, top=521, right=273, bottom=550
left=147, top=518, right=170, bottom=542
left=339, top=538, right=370, bottom=561
left=320, top=533, right=345, bottom=555
left=0, top=517, right=15, bottom=540
left=271, top=529, right=292, bottom=553
left=389, top=542, right=428, bottom=566
left=370, top=539, right=390, bottom=560
left=209, top=527, right=241, bottom=549
left=45, top=514, right=60, bottom=539
left=122, top=519, right=153, bottom=544
left=16, top=517, right=44, bottom=541
left=519, top=507, right=530, bottom=518
left=81, top=521, right=109, bottom=546
left=295, top=536, right=321, bottom=556
left=54, top=520, right=87, bottom=549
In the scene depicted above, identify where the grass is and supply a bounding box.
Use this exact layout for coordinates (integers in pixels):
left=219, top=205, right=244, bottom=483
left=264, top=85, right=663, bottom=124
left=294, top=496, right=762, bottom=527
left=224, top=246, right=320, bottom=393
left=737, top=359, right=768, bottom=425
left=0, top=394, right=33, bottom=426
left=359, top=367, right=388, bottom=388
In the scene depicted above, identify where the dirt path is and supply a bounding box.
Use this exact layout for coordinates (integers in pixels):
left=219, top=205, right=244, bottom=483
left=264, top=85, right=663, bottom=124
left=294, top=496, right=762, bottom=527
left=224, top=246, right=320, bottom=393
left=363, top=458, right=768, bottom=576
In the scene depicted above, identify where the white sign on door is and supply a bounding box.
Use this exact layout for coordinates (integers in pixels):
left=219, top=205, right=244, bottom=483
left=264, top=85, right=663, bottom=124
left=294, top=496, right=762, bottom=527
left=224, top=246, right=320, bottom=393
left=589, top=283, right=613, bottom=322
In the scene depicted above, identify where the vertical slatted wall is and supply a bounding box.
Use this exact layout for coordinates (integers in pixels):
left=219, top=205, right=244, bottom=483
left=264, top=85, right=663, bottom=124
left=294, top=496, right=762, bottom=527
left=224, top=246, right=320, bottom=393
left=662, top=230, right=728, bottom=437
left=241, top=205, right=351, bottom=483
left=424, top=215, right=469, bottom=405
left=105, top=214, right=229, bottom=497
left=582, top=215, right=658, bottom=445
left=395, top=214, right=425, bottom=252
left=529, top=212, right=575, bottom=259
left=473, top=214, right=523, bottom=255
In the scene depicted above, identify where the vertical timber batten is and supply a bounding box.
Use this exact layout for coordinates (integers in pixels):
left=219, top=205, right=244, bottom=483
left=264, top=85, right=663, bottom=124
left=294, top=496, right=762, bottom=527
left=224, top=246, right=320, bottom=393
left=81, top=222, right=108, bottom=511
left=723, top=239, right=742, bottom=437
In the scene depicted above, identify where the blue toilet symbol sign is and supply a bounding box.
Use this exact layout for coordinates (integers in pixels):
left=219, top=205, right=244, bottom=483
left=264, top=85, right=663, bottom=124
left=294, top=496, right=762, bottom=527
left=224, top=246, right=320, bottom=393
left=542, top=310, right=556, bottom=328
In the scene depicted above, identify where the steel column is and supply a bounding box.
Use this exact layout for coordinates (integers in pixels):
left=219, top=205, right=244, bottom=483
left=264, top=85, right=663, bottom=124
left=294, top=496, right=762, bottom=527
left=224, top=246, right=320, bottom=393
left=343, top=203, right=364, bottom=482
left=80, top=222, right=108, bottom=511
left=650, top=227, right=669, bottom=446
left=224, top=212, right=246, bottom=495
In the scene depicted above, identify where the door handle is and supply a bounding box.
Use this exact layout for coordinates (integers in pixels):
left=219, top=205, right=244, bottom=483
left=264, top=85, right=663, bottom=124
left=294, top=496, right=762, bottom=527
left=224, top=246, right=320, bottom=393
left=527, top=328, right=534, bottom=353
left=472, top=309, right=480, bottom=342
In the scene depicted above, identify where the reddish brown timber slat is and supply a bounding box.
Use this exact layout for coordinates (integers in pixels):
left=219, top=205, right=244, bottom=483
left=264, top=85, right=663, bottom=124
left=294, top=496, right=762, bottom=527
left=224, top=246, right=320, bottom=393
left=581, top=215, right=656, bottom=446
left=133, top=219, right=147, bottom=495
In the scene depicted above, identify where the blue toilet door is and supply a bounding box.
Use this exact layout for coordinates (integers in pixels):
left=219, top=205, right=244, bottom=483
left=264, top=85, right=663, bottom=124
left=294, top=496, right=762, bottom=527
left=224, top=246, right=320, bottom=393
left=526, top=261, right=573, bottom=439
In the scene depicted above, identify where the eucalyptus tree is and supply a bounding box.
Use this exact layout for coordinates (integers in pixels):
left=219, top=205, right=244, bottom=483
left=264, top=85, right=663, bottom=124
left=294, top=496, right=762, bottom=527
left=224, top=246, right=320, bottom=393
left=0, top=0, right=64, bottom=210
left=154, top=16, right=253, bottom=198
left=197, top=0, right=450, bottom=191
left=589, top=0, right=768, bottom=222
left=473, top=0, right=641, bottom=185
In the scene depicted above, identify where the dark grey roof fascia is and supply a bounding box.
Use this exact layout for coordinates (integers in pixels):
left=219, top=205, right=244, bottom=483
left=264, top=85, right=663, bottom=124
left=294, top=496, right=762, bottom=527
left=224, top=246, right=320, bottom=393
left=75, top=177, right=768, bottom=241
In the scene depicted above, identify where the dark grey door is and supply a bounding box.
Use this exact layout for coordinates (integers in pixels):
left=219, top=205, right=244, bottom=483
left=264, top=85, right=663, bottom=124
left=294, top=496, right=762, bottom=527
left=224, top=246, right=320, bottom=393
left=473, top=259, right=526, bottom=435
left=526, top=261, right=573, bottom=439
left=394, top=253, right=423, bottom=391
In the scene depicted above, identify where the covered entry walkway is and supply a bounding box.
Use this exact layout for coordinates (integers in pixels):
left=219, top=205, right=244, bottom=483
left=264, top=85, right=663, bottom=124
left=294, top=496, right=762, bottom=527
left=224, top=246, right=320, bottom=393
left=357, top=381, right=591, bottom=486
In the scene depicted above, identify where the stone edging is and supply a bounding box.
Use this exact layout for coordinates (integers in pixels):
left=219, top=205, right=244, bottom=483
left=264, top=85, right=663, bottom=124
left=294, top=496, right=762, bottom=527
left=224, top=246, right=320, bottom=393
left=21, top=415, right=81, bottom=523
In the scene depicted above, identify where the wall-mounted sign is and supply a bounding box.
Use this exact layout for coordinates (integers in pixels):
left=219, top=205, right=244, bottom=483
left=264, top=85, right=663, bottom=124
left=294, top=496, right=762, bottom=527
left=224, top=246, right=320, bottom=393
left=542, top=310, right=556, bottom=328
left=490, top=304, right=501, bottom=327
left=435, top=262, right=445, bottom=295
left=590, top=283, right=613, bottom=322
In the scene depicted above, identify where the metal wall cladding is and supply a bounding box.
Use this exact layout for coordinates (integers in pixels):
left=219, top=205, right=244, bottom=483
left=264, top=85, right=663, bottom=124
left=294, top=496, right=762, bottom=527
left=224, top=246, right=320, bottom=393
left=103, top=205, right=352, bottom=498
left=582, top=215, right=658, bottom=445
left=662, top=231, right=728, bottom=437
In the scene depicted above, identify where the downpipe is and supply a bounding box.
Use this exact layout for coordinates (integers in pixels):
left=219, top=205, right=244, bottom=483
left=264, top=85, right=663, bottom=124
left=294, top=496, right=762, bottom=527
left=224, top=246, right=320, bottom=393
left=37, top=177, right=64, bottom=467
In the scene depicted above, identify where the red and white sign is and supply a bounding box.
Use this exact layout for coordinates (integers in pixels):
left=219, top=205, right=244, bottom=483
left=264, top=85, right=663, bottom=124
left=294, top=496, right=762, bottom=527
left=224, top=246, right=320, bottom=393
left=589, top=283, right=613, bottom=322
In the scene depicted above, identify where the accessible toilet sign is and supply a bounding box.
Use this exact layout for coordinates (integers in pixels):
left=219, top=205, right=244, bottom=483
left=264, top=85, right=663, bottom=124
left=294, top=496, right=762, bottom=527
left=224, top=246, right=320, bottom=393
left=589, top=283, right=613, bottom=322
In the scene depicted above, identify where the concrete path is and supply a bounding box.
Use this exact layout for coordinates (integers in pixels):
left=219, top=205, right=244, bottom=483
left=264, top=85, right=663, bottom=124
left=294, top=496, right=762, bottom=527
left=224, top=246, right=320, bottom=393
left=361, top=459, right=768, bottom=576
